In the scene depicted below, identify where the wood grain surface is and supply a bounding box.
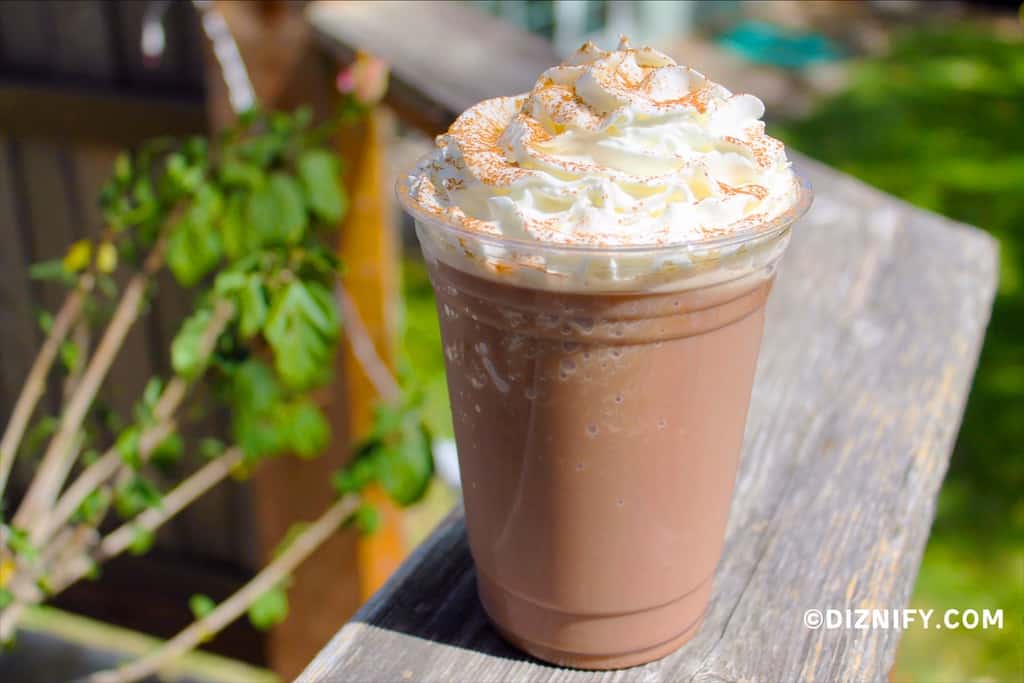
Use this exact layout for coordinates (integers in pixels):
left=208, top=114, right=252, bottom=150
left=307, top=0, right=560, bottom=135
left=297, top=155, right=998, bottom=682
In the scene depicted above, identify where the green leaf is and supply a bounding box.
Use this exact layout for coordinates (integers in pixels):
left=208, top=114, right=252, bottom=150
left=81, top=448, right=101, bottom=466
left=199, top=437, right=225, bottom=460
left=370, top=404, right=405, bottom=440
left=353, top=503, right=381, bottom=534
left=331, top=451, right=376, bottom=496
left=219, top=193, right=249, bottom=260
left=142, top=378, right=164, bottom=411
left=268, top=173, right=307, bottom=244
left=373, top=419, right=434, bottom=506
left=237, top=133, right=285, bottom=167
left=20, top=416, right=59, bottom=457
left=167, top=186, right=224, bottom=286
left=28, top=259, right=73, bottom=283
left=213, top=270, right=247, bottom=296
left=36, top=311, right=54, bottom=334
left=171, top=308, right=215, bottom=380
left=7, top=527, right=38, bottom=564
left=114, top=476, right=162, bottom=519
left=113, top=152, right=132, bottom=185
left=115, top=426, right=142, bottom=468
left=234, top=410, right=285, bottom=461
left=128, top=526, right=155, bottom=555
left=264, top=282, right=337, bottom=390
left=247, top=173, right=308, bottom=247
left=239, top=276, right=268, bottom=339
left=0, top=589, right=13, bottom=610
left=189, top=594, right=217, bottom=620
left=73, top=488, right=111, bottom=526
left=35, top=575, right=53, bottom=597
left=127, top=178, right=158, bottom=226
left=299, top=150, right=347, bottom=223
left=59, top=340, right=80, bottom=373
left=281, top=400, right=330, bottom=458
left=165, top=152, right=205, bottom=195
left=220, top=160, right=264, bottom=190
left=332, top=409, right=434, bottom=507
left=229, top=360, right=281, bottom=415
left=247, top=586, right=288, bottom=630
left=150, top=432, right=184, bottom=467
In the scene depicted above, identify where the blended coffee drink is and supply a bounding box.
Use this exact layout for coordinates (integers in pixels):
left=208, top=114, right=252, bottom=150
left=399, top=38, right=810, bottom=669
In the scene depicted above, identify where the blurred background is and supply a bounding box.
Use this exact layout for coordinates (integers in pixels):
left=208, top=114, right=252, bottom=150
left=0, top=1, right=1020, bottom=681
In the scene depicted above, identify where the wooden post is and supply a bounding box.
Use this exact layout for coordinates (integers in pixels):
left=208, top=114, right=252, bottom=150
left=334, top=106, right=406, bottom=600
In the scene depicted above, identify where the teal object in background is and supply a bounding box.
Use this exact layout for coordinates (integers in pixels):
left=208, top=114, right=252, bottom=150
left=718, top=21, right=841, bottom=68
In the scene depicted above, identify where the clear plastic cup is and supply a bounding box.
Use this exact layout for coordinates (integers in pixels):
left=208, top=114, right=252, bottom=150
left=399, top=173, right=812, bottom=668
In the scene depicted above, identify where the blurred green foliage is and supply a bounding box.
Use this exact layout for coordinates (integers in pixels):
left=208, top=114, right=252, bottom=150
left=400, top=259, right=453, bottom=440
left=775, top=24, right=1023, bottom=683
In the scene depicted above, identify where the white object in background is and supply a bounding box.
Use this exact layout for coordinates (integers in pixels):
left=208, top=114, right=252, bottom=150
left=553, top=1, right=589, bottom=56
left=554, top=0, right=699, bottom=55
left=433, top=438, right=461, bottom=490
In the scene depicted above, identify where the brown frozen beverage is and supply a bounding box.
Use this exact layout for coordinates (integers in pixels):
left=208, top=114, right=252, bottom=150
left=400, top=38, right=811, bottom=669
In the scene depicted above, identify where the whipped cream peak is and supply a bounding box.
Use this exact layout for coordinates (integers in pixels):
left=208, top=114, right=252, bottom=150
left=406, top=37, right=799, bottom=253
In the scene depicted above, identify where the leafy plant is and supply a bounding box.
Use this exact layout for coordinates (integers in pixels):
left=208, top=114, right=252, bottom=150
left=0, top=107, right=433, bottom=682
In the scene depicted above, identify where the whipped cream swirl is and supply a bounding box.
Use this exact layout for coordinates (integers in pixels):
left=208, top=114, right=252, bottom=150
left=407, top=37, right=798, bottom=248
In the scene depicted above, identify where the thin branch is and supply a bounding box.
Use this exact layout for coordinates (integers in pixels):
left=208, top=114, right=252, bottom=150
left=48, top=447, right=246, bottom=600
left=86, top=493, right=359, bottom=683
left=0, top=297, right=237, bottom=643
left=101, top=448, right=244, bottom=566
left=52, top=297, right=233, bottom=538
left=0, top=447, right=247, bottom=641
left=0, top=524, right=97, bottom=642
left=15, top=239, right=168, bottom=528
left=0, top=275, right=94, bottom=498
left=63, top=318, right=92, bottom=405
left=335, top=282, right=401, bottom=404
left=36, top=419, right=177, bottom=545
left=36, top=291, right=232, bottom=546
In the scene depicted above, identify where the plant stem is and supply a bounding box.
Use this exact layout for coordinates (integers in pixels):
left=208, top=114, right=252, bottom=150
left=336, top=282, right=401, bottom=403
left=0, top=447, right=247, bottom=641
left=103, top=448, right=244, bottom=565
left=86, top=493, right=359, bottom=683
left=14, top=240, right=168, bottom=529
left=0, top=275, right=94, bottom=498
left=35, top=419, right=177, bottom=545
left=35, top=293, right=233, bottom=545
left=63, top=318, right=92, bottom=405
left=53, top=447, right=246, bottom=598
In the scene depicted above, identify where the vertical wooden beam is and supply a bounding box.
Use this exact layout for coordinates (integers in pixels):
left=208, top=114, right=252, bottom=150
left=335, top=107, right=406, bottom=600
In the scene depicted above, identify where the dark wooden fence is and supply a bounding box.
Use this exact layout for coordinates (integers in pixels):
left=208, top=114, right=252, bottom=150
left=0, top=0, right=265, bottom=664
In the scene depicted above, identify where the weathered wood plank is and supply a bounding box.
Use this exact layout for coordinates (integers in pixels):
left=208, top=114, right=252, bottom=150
left=0, top=136, right=39, bottom=461
left=0, top=0, right=52, bottom=72
left=297, top=155, right=998, bottom=683
left=48, top=0, right=118, bottom=81
left=114, top=0, right=205, bottom=91
left=306, top=0, right=560, bottom=135
left=0, top=83, right=205, bottom=148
